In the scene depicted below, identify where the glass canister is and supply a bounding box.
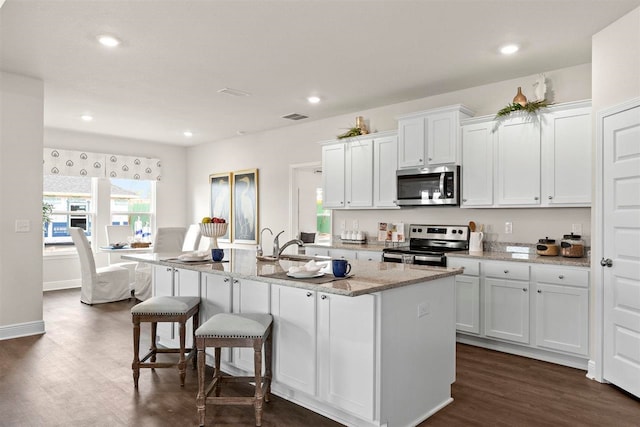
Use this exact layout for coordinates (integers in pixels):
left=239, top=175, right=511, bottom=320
left=560, top=233, right=585, bottom=258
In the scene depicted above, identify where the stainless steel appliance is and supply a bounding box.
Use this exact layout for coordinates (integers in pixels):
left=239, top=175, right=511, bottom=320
left=396, top=165, right=460, bottom=206
left=382, top=224, right=469, bottom=266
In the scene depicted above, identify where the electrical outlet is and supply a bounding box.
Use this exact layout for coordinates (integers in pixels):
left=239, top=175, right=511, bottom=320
left=352, top=220, right=359, bottom=230
left=417, top=301, right=430, bottom=318
left=15, top=219, right=30, bottom=233
left=505, top=221, right=513, bottom=234
left=572, top=223, right=582, bottom=235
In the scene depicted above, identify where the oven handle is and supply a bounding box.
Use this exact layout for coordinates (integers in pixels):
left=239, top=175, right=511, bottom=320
left=414, top=254, right=445, bottom=263
left=383, top=253, right=405, bottom=260
left=439, top=172, right=445, bottom=200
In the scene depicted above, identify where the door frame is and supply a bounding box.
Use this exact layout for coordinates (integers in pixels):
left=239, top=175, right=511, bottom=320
left=590, top=97, right=640, bottom=382
left=288, top=161, right=323, bottom=241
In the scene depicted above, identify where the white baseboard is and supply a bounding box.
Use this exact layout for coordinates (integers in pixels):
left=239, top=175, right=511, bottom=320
left=0, top=320, right=45, bottom=341
left=43, top=279, right=81, bottom=292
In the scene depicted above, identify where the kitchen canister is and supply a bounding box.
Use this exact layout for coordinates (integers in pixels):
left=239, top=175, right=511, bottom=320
left=560, top=233, right=585, bottom=258
left=536, top=237, right=559, bottom=256
left=469, top=231, right=484, bottom=253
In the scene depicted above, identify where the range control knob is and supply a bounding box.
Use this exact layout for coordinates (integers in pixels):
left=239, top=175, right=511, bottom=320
left=451, top=229, right=457, bottom=234
left=458, top=229, right=463, bottom=234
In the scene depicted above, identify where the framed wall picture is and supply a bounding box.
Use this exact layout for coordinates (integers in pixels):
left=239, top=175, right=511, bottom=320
left=209, top=172, right=232, bottom=242
left=232, top=169, right=258, bottom=244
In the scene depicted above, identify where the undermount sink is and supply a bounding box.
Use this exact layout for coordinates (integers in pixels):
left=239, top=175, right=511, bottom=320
left=256, top=254, right=331, bottom=262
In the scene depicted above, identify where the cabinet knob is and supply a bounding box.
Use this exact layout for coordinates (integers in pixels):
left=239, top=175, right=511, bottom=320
left=504, top=270, right=509, bottom=274
left=340, top=201, right=344, bottom=205
left=223, top=278, right=230, bottom=283
left=306, top=292, right=312, bottom=297
left=537, top=289, right=542, bottom=293
left=419, top=158, right=423, bottom=162
left=548, top=196, right=553, bottom=200
left=233, top=279, right=239, bottom=284
left=558, top=275, right=564, bottom=279
left=522, top=288, right=528, bottom=292
left=462, top=199, right=467, bottom=202
left=428, top=157, right=432, bottom=161
left=166, top=267, right=172, bottom=272
left=347, top=201, right=351, bottom=204
left=534, top=196, right=539, bottom=201
left=321, top=295, right=328, bottom=300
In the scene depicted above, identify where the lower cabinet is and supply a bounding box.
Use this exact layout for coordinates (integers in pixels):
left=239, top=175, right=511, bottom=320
left=232, top=278, right=271, bottom=373
left=448, top=256, right=590, bottom=366
left=356, top=250, right=382, bottom=262
left=200, top=272, right=233, bottom=363
left=271, top=285, right=376, bottom=421
left=533, top=266, right=589, bottom=356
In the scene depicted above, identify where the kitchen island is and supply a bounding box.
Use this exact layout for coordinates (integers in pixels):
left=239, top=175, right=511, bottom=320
left=123, top=249, right=462, bottom=427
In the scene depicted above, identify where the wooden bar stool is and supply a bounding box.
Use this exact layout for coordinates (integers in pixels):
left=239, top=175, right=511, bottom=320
left=131, top=296, right=200, bottom=387
left=195, top=313, right=273, bottom=427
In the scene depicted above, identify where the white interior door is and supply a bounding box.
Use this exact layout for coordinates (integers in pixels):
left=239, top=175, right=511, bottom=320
left=602, top=102, right=640, bottom=398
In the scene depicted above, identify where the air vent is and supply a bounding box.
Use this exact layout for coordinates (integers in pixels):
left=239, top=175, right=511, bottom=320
left=281, top=113, right=309, bottom=121
left=217, top=87, right=251, bottom=97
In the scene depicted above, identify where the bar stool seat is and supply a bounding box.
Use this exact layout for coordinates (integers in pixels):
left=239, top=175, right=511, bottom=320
left=131, top=296, right=200, bottom=387
left=196, top=313, right=273, bottom=427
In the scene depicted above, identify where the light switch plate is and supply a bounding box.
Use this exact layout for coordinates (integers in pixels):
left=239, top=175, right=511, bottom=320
left=15, top=219, right=31, bottom=233
left=505, top=222, right=513, bottom=234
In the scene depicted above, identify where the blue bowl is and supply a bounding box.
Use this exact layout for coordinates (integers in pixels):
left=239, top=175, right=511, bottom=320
left=211, top=249, right=224, bottom=262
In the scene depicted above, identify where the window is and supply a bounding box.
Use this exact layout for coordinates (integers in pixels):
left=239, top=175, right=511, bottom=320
left=110, top=178, right=154, bottom=241
left=43, top=175, right=94, bottom=247
left=316, top=187, right=331, bottom=243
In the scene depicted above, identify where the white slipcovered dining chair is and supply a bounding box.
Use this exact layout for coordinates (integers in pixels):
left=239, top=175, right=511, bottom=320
left=134, top=227, right=187, bottom=301
left=69, top=227, right=131, bottom=305
left=105, top=225, right=138, bottom=290
left=182, top=224, right=202, bottom=252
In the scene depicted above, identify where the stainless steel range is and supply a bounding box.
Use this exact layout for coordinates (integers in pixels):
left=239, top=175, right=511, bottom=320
left=382, top=224, right=469, bottom=267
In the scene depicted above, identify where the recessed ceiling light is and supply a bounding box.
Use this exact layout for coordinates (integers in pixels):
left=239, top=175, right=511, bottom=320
left=81, top=114, right=93, bottom=122
left=97, top=35, right=121, bottom=47
left=183, top=131, right=193, bottom=137
left=500, top=44, right=519, bottom=55
left=307, top=96, right=321, bottom=104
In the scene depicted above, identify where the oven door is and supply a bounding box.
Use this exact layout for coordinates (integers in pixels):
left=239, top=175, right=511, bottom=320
left=413, top=253, right=446, bottom=266
left=382, top=252, right=408, bottom=263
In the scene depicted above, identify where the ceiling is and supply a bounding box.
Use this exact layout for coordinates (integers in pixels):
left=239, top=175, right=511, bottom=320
left=2, top=0, right=639, bottom=146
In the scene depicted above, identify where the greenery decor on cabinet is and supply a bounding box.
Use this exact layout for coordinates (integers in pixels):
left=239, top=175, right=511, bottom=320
left=495, top=99, right=551, bottom=119
left=337, top=116, right=369, bottom=139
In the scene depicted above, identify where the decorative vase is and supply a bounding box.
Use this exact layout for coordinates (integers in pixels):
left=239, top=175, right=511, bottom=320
left=513, top=87, right=527, bottom=107
left=355, top=116, right=369, bottom=134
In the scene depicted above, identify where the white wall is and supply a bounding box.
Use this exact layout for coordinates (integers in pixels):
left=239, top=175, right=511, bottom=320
left=0, top=72, right=45, bottom=339
left=42, top=128, right=188, bottom=288
left=187, top=63, right=593, bottom=247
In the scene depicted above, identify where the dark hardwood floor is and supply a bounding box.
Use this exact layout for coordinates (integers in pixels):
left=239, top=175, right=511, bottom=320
left=0, top=289, right=637, bottom=426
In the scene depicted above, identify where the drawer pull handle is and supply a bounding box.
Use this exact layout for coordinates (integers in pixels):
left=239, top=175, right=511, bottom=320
left=306, top=292, right=312, bottom=297
left=558, top=275, right=564, bottom=279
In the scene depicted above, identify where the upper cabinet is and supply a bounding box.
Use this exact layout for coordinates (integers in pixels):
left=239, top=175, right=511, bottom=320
left=397, top=105, right=474, bottom=168
left=321, top=130, right=398, bottom=210
left=460, top=100, right=592, bottom=208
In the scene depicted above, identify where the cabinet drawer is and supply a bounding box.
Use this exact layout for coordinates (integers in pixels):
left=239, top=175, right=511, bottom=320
left=484, top=262, right=530, bottom=281
left=448, top=257, right=480, bottom=276
left=534, top=266, right=589, bottom=288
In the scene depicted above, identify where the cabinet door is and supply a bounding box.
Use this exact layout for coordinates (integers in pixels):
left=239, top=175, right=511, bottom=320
left=455, top=275, right=480, bottom=334
left=427, top=111, right=457, bottom=165
left=201, top=273, right=233, bottom=363
left=356, top=250, right=382, bottom=262
left=373, top=135, right=398, bottom=207
left=484, top=278, right=530, bottom=343
left=271, top=285, right=316, bottom=395
left=174, top=268, right=200, bottom=348
left=398, top=116, right=426, bottom=169
left=461, top=121, right=494, bottom=207
left=346, top=139, right=373, bottom=207
left=322, top=143, right=346, bottom=208
left=232, top=278, right=270, bottom=372
left=541, top=106, right=592, bottom=206
left=318, top=292, right=376, bottom=420
left=306, top=247, right=329, bottom=257
left=152, top=266, right=175, bottom=345
left=535, top=283, right=588, bottom=355
left=496, top=118, right=541, bottom=206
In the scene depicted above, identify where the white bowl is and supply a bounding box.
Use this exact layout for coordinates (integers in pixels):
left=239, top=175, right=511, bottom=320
left=199, top=222, right=228, bottom=237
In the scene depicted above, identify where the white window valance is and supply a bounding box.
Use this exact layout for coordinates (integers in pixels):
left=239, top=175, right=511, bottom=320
left=44, top=148, right=161, bottom=181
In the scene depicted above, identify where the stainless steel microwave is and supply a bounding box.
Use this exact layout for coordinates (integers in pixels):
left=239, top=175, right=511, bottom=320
left=396, top=165, right=460, bottom=206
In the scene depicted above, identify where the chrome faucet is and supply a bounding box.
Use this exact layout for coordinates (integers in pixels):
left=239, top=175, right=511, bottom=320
left=272, top=230, right=285, bottom=257
left=257, top=227, right=273, bottom=257
left=277, top=238, right=305, bottom=259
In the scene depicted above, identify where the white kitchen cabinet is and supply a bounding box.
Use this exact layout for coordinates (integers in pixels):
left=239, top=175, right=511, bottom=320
left=345, top=138, right=374, bottom=207
left=484, top=262, right=530, bottom=344
left=541, top=101, right=592, bottom=206
left=397, top=104, right=473, bottom=169
left=373, top=134, right=398, bottom=207
left=231, top=278, right=271, bottom=372
left=305, top=246, right=329, bottom=258
left=356, top=250, right=382, bottom=262
left=321, top=142, right=346, bottom=208
left=448, top=257, right=481, bottom=334
left=317, top=292, right=376, bottom=420
left=173, top=268, right=200, bottom=348
left=152, top=265, right=175, bottom=346
left=321, top=131, right=398, bottom=209
left=496, top=117, right=541, bottom=206
left=271, top=285, right=317, bottom=395
left=460, top=120, right=494, bottom=207
left=533, top=265, right=589, bottom=355
left=201, top=272, right=233, bottom=363
left=328, top=248, right=356, bottom=260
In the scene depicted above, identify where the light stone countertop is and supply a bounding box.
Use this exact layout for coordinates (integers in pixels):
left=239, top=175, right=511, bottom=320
left=306, top=241, right=590, bottom=268
left=123, top=249, right=461, bottom=297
